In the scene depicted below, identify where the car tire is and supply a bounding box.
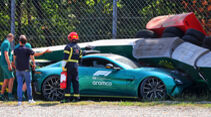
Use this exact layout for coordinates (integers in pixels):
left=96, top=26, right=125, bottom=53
left=140, top=77, right=167, bottom=100
left=42, top=75, right=64, bottom=101
left=185, top=29, right=205, bottom=42
left=163, top=27, right=184, bottom=38
left=182, top=35, right=202, bottom=46
left=135, top=29, right=157, bottom=38
left=162, top=32, right=178, bottom=38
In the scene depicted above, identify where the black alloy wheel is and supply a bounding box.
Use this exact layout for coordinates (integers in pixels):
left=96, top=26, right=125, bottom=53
left=42, top=75, right=64, bottom=101
left=140, top=77, right=167, bottom=100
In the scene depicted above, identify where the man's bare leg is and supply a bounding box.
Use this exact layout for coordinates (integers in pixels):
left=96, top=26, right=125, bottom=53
left=8, top=78, right=15, bottom=93
left=22, top=82, right=27, bottom=92
left=1, top=79, right=9, bottom=95
left=7, top=78, right=15, bottom=100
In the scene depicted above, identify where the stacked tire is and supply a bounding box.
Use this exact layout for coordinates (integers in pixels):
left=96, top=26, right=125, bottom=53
left=202, top=36, right=211, bottom=50
left=162, top=27, right=184, bottom=38
left=135, top=29, right=157, bottom=38
left=182, top=29, right=205, bottom=46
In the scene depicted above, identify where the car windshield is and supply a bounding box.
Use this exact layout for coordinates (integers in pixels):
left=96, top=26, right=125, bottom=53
left=114, top=56, right=138, bottom=69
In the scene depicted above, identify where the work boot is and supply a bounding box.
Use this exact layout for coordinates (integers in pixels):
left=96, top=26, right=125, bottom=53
left=60, top=98, right=70, bottom=103
left=72, top=97, right=80, bottom=102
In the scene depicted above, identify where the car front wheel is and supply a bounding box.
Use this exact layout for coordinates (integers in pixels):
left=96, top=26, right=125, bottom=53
left=42, top=75, right=64, bottom=101
left=140, top=77, right=167, bottom=100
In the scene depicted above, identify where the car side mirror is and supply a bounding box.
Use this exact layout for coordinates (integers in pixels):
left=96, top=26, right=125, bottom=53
left=105, top=63, right=114, bottom=69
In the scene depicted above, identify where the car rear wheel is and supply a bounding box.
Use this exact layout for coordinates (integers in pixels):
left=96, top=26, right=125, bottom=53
left=140, top=77, right=167, bottom=100
left=42, top=75, right=64, bottom=101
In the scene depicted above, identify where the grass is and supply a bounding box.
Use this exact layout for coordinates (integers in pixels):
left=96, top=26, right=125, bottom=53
left=2, top=100, right=211, bottom=108
left=1, top=84, right=211, bottom=107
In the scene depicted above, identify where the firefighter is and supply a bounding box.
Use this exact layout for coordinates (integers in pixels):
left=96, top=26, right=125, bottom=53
left=61, top=32, right=82, bottom=103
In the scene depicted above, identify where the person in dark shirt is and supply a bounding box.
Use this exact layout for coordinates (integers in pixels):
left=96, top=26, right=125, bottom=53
left=13, top=35, right=36, bottom=106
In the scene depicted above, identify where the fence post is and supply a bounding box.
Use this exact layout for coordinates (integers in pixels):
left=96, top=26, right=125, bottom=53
left=112, top=0, right=117, bottom=39
left=11, top=0, right=15, bottom=49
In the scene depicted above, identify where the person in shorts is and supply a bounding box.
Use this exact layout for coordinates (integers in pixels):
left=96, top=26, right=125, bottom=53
left=0, top=33, right=15, bottom=101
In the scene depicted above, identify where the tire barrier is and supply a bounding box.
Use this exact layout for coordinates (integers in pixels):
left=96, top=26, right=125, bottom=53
left=132, top=38, right=211, bottom=86
left=162, top=27, right=184, bottom=38
left=135, top=29, right=157, bottom=38
left=202, top=36, right=211, bottom=50
left=133, top=37, right=183, bottom=59
left=172, top=42, right=209, bottom=67
left=132, top=37, right=183, bottom=68
left=185, top=29, right=206, bottom=42
left=196, top=52, right=211, bottom=90
left=182, top=35, right=202, bottom=46
left=171, top=42, right=209, bottom=82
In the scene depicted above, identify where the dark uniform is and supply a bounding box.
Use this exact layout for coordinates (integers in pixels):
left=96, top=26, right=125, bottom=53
left=63, top=42, right=82, bottom=100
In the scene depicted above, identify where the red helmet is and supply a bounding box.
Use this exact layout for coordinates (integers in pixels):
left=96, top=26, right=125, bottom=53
left=68, top=32, right=79, bottom=41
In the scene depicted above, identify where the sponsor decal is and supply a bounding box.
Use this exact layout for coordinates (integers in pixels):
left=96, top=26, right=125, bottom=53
left=93, top=71, right=112, bottom=77
left=92, top=71, right=112, bottom=86
left=92, top=81, right=112, bottom=86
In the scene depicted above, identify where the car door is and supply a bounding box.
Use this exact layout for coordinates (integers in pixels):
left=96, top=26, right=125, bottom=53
left=79, top=57, right=132, bottom=97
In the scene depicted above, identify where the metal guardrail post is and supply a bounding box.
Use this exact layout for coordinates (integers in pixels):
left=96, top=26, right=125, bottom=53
left=112, top=0, right=117, bottom=39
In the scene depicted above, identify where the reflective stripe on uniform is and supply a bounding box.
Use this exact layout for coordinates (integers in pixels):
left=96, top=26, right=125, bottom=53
left=79, top=50, right=82, bottom=58
left=65, top=94, right=71, bottom=97
left=65, top=59, right=78, bottom=63
left=64, top=50, right=70, bottom=54
left=74, top=94, right=80, bottom=97
left=64, top=94, right=80, bottom=97
left=68, top=48, right=73, bottom=61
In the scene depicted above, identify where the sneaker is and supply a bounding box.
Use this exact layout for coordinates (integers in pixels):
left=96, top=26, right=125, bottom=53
left=28, top=99, right=36, bottom=104
left=0, top=94, right=6, bottom=101
left=17, top=102, right=22, bottom=106
left=72, top=98, right=80, bottom=102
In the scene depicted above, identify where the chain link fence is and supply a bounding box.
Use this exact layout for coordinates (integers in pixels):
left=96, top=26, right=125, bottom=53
left=0, top=0, right=210, bottom=47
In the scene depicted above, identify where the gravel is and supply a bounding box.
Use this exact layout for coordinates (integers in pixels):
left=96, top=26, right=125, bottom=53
left=0, top=103, right=211, bottom=117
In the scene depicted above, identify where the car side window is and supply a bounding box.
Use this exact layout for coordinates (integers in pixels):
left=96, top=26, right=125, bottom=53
left=81, top=58, right=117, bottom=68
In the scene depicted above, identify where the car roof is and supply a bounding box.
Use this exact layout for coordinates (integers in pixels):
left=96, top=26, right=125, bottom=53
left=84, top=53, right=124, bottom=59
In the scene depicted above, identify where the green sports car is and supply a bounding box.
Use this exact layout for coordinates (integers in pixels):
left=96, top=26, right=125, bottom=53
left=33, top=53, right=192, bottom=101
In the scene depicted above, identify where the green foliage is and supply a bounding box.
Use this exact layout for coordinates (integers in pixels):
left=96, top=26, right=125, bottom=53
left=0, top=0, right=208, bottom=47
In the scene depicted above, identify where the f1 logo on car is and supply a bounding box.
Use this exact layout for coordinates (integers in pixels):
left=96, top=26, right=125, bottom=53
left=93, top=71, right=112, bottom=77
